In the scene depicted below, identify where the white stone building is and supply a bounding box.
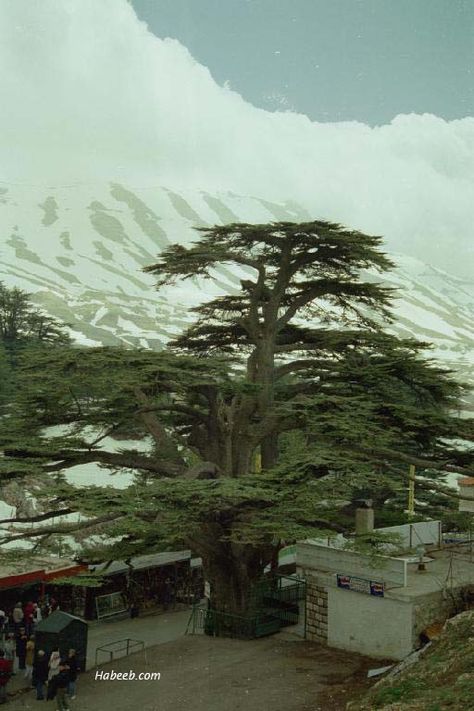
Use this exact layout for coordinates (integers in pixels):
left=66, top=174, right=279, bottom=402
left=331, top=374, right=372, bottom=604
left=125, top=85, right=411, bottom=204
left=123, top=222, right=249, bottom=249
left=296, top=517, right=474, bottom=660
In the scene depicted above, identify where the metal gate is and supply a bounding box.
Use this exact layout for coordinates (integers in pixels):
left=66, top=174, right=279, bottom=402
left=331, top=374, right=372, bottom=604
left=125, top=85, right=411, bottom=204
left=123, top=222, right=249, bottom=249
left=186, top=574, right=306, bottom=639
left=254, top=574, right=306, bottom=628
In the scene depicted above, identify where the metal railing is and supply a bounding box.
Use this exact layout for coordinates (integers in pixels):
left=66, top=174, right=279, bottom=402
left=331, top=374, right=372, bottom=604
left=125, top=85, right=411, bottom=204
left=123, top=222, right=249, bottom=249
left=185, top=604, right=207, bottom=636
left=185, top=575, right=307, bottom=639
left=186, top=605, right=281, bottom=639
left=256, top=575, right=305, bottom=628
left=95, top=638, right=145, bottom=666
left=186, top=575, right=306, bottom=639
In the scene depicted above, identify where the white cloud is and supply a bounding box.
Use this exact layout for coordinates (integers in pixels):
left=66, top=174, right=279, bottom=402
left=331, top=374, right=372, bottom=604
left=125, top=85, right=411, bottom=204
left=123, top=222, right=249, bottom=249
left=0, top=0, right=473, bottom=276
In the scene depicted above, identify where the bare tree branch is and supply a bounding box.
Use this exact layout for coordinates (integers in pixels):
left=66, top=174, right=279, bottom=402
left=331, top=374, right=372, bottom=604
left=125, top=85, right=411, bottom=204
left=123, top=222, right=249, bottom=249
left=274, top=359, right=327, bottom=379
left=137, top=404, right=208, bottom=423
left=87, top=422, right=125, bottom=449
left=133, top=388, right=186, bottom=465
left=353, top=445, right=474, bottom=477
left=4, top=448, right=182, bottom=477
left=381, top=460, right=474, bottom=502
left=0, top=508, right=73, bottom=525
left=0, top=512, right=122, bottom=546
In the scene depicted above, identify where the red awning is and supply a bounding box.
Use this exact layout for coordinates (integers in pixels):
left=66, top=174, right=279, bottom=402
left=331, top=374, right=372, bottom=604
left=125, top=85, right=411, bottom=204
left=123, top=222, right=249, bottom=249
left=0, top=564, right=88, bottom=590
left=43, top=564, right=88, bottom=581
left=0, top=569, right=46, bottom=589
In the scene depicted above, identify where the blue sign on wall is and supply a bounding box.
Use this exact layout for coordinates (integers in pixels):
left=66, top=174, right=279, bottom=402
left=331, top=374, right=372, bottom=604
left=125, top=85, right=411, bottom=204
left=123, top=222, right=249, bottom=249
left=369, top=581, right=385, bottom=597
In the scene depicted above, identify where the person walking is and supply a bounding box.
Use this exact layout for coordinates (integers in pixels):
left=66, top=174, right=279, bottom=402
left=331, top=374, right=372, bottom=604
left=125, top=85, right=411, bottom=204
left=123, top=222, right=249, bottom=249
left=49, top=597, right=59, bottom=613
left=3, top=634, right=16, bottom=672
left=23, top=601, right=34, bottom=636
left=48, top=649, right=61, bottom=683
left=24, top=635, right=35, bottom=681
left=16, top=628, right=27, bottom=671
left=65, top=649, right=78, bottom=699
left=32, top=650, right=49, bottom=701
left=0, top=650, right=13, bottom=705
left=162, top=577, right=174, bottom=611
left=12, top=603, right=23, bottom=632
left=51, top=661, right=70, bottom=711
left=32, top=603, right=42, bottom=629
left=0, top=609, right=7, bottom=643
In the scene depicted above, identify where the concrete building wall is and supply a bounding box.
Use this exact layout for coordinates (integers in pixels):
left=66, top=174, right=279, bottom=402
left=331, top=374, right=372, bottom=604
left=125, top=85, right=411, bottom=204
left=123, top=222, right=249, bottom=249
left=327, top=588, right=413, bottom=660
left=375, top=521, right=442, bottom=550
left=296, top=542, right=407, bottom=586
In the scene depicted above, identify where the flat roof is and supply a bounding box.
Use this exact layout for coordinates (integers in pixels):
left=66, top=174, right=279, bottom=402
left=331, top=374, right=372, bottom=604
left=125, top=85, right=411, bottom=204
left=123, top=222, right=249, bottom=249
left=386, top=546, right=474, bottom=601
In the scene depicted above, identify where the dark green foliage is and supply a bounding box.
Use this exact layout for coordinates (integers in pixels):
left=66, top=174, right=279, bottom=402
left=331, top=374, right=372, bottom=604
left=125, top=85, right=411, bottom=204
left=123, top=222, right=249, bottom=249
left=146, top=221, right=395, bottom=355
left=0, top=282, right=71, bottom=419
left=1, top=221, right=472, bottom=615
left=0, top=282, right=70, bottom=350
left=0, top=341, right=12, bottom=410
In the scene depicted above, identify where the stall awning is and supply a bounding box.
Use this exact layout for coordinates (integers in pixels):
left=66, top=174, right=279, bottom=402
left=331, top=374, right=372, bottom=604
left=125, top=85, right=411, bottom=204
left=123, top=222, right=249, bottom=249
left=90, top=550, right=192, bottom=576
left=0, top=569, right=45, bottom=589
left=43, top=564, right=88, bottom=581
left=0, top=559, right=87, bottom=590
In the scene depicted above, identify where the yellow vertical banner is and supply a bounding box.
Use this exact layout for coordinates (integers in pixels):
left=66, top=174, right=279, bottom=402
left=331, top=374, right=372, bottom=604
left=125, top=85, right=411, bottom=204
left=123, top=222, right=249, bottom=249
left=408, top=464, right=415, bottom=515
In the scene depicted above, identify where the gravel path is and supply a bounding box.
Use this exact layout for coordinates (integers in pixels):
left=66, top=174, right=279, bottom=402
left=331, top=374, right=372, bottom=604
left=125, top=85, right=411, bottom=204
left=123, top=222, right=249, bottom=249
left=4, top=634, right=377, bottom=711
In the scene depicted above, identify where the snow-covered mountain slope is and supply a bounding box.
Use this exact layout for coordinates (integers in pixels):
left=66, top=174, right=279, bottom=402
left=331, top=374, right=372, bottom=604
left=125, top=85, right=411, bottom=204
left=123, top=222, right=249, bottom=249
left=0, top=181, right=472, bottom=392
left=0, top=181, right=306, bottom=347
left=371, top=256, right=474, bottom=406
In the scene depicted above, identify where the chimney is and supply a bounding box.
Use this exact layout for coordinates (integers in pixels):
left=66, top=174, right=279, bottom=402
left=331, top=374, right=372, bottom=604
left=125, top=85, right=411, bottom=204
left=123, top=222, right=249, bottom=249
left=458, top=477, right=474, bottom=513
left=355, top=499, right=374, bottom=536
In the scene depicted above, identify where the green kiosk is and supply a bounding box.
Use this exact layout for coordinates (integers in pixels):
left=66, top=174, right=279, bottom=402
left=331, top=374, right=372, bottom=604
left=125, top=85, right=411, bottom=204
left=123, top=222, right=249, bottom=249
left=34, top=610, right=88, bottom=671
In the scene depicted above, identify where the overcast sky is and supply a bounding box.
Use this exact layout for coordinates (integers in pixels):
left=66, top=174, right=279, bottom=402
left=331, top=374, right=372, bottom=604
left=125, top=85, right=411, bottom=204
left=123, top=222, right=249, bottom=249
left=1, top=0, right=473, bottom=278
left=132, top=0, right=474, bottom=125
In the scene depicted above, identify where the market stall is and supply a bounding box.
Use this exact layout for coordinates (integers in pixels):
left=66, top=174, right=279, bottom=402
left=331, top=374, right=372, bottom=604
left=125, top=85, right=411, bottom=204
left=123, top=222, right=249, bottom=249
left=86, top=550, right=203, bottom=619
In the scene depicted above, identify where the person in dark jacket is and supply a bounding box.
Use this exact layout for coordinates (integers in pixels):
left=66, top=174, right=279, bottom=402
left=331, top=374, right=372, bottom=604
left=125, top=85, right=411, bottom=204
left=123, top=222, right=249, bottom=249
left=15, top=628, right=28, bottom=670
left=65, top=649, right=78, bottom=699
left=23, top=601, right=35, bottom=636
left=162, top=577, right=175, bottom=611
left=0, top=609, right=7, bottom=639
left=32, top=649, right=48, bottom=700
left=0, top=650, right=12, bottom=704
left=48, top=661, right=70, bottom=711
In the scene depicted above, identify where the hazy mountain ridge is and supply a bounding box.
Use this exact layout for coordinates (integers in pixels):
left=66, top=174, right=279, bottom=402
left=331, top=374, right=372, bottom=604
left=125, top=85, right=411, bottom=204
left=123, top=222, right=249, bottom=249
left=0, top=181, right=472, bottom=392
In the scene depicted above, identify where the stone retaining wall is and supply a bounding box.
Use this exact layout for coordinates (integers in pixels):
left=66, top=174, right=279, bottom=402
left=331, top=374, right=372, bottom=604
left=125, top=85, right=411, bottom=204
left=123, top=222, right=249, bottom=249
left=305, top=577, right=328, bottom=644
left=412, top=589, right=462, bottom=645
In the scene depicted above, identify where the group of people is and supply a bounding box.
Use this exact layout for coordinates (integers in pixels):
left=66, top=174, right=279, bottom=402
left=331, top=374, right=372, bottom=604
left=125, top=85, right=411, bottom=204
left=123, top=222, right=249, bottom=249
left=0, top=600, right=77, bottom=709
left=1, top=627, right=35, bottom=678
left=0, top=598, right=59, bottom=638
left=35, top=648, right=78, bottom=709
left=0, top=638, right=78, bottom=708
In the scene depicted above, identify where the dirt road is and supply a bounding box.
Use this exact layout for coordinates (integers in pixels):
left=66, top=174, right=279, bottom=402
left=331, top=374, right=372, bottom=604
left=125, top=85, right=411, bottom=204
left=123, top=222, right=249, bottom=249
left=5, top=634, right=377, bottom=711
